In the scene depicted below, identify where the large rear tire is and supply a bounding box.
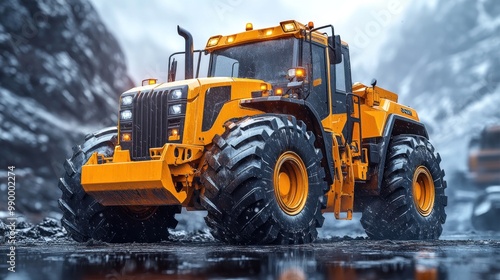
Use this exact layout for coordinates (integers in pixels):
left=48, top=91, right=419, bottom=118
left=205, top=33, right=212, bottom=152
left=200, top=115, right=328, bottom=245
left=360, top=135, right=447, bottom=240
left=58, top=127, right=180, bottom=243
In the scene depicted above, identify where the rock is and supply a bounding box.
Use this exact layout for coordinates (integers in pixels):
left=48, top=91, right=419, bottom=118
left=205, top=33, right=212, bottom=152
left=16, top=220, right=33, bottom=229
left=39, top=217, right=60, bottom=228
left=0, top=219, right=6, bottom=237
left=0, top=0, right=133, bottom=219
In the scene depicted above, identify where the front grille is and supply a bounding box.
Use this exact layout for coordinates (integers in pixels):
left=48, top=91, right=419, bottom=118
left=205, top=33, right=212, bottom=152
left=132, top=90, right=169, bottom=160
left=118, top=86, right=187, bottom=160
left=127, top=90, right=185, bottom=160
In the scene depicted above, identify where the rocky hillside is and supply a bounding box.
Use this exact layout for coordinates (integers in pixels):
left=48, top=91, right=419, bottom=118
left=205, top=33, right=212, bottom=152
left=0, top=0, right=133, bottom=218
left=371, top=0, right=500, bottom=175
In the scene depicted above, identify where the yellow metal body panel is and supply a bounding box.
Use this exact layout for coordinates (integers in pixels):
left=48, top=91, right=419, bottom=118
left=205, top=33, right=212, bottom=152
left=118, top=78, right=268, bottom=147
left=81, top=145, right=203, bottom=206
left=83, top=78, right=267, bottom=207
left=183, top=78, right=268, bottom=146
left=353, top=83, right=420, bottom=139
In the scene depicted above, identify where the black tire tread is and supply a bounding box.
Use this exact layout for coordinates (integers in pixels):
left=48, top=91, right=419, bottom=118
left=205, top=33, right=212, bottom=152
left=360, top=134, right=447, bottom=240
left=201, top=115, right=328, bottom=245
left=59, top=127, right=181, bottom=243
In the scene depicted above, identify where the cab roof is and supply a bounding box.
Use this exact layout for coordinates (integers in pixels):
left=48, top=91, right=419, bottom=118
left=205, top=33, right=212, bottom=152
left=204, top=20, right=347, bottom=52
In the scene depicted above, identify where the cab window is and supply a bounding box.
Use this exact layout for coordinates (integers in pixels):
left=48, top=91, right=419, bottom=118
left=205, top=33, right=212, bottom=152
left=302, top=43, right=328, bottom=119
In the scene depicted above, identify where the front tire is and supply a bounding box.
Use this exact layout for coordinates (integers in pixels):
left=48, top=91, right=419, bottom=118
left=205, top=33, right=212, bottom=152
left=201, top=115, right=328, bottom=245
left=360, top=135, right=447, bottom=240
left=58, top=127, right=180, bottom=243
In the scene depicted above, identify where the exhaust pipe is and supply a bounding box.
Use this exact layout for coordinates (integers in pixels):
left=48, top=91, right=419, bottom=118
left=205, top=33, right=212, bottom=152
left=177, top=25, right=194, bottom=79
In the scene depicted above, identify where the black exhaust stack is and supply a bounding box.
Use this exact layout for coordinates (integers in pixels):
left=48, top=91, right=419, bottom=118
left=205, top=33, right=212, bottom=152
left=177, top=25, right=194, bottom=79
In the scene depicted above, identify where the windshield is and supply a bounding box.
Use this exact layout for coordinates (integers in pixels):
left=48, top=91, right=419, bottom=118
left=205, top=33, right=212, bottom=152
left=209, top=38, right=297, bottom=85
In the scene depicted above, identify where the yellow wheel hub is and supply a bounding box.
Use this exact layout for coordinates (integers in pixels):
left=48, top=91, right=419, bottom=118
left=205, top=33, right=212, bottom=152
left=412, top=166, right=435, bottom=217
left=273, top=152, right=308, bottom=216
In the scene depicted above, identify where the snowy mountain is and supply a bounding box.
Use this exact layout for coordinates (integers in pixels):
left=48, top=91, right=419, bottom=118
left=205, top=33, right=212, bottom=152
left=370, top=0, right=500, bottom=175
left=0, top=0, right=132, bottom=218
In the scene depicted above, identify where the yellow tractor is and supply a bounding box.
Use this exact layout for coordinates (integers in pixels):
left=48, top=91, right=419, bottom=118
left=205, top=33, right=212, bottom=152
left=59, top=20, right=447, bottom=244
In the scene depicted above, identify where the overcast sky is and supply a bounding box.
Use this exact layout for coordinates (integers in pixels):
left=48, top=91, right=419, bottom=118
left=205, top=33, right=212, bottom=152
left=90, top=0, right=412, bottom=84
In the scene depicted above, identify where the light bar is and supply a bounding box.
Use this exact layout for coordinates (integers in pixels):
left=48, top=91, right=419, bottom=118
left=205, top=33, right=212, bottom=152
left=280, top=21, right=297, bottom=32
left=207, top=35, right=222, bottom=47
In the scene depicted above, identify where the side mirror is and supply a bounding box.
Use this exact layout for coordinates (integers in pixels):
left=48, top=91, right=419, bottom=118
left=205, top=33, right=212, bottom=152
left=329, top=35, right=342, bottom=64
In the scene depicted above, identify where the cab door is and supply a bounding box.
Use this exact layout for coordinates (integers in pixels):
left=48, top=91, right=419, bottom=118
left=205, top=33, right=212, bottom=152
left=330, top=46, right=355, bottom=143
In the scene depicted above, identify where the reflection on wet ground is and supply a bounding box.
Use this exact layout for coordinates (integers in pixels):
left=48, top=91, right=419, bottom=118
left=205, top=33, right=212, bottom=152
left=2, top=234, right=500, bottom=280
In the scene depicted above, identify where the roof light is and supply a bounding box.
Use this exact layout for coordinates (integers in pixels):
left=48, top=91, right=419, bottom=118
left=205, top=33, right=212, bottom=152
left=227, top=35, right=235, bottom=43
left=246, top=23, right=253, bottom=31
left=280, top=21, right=297, bottom=32
left=142, top=78, right=157, bottom=86
left=207, top=35, right=222, bottom=47
left=265, top=29, right=273, bottom=36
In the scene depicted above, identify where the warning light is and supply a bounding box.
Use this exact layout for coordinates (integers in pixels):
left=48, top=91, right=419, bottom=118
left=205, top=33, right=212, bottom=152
left=287, top=67, right=307, bottom=81
left=121, top=133, right=131, bottom=142
left=246, top=23, right=253, bottom=31
left=168, top=128, right=180, bottom=141
left=142, top=78, right=157, bottom=86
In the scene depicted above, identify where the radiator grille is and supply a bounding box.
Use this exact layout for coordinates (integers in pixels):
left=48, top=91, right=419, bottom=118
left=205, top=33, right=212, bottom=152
left=132, top=90, right=169, bottom=160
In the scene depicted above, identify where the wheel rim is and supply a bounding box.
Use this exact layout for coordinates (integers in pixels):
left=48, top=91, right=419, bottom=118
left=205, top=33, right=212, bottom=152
left=412, top=166, right=435, bottom=217
left=273, top=151, right=308, bottom=216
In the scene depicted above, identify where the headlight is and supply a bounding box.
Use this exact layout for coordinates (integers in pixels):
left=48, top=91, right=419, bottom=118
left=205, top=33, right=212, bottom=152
left=121, top=95, right=133, bottom=106
left=169, top=89, right=183, bottom=100
left=169, top=104, right=183, bottom=115
left=120, top=110, right=132, bottom=120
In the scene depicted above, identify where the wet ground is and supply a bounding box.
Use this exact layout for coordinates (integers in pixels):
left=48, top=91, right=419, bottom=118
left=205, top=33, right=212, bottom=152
left=2, top=188, right=500, bottom=279
left=2, top=226, right=500, bottom=280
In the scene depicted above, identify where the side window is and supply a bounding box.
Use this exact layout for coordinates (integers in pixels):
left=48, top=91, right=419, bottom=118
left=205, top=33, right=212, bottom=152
left=311, top=45, right=327, bottom=95
left=302, top=43, right=328, bottom=119
left=212, top=54, right=239, bottom=77
left=335, top=54, right=346, bottom=92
